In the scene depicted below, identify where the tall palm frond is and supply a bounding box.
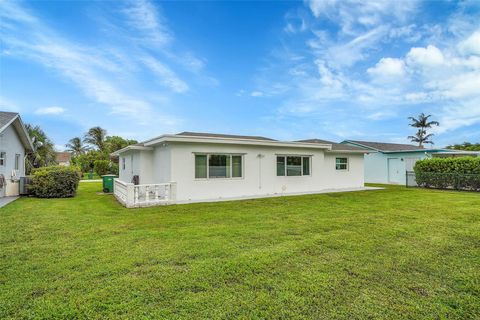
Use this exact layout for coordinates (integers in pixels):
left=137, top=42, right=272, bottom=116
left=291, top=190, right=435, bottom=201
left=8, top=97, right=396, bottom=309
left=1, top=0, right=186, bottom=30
left=83, top=126, right=107, bottom=151
left=65, top=137, right=89, bottom=156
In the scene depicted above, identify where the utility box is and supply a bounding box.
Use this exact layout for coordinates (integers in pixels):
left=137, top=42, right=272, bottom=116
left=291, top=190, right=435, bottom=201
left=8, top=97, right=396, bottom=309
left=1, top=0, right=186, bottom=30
left=101, top=175, right=117, bottom=193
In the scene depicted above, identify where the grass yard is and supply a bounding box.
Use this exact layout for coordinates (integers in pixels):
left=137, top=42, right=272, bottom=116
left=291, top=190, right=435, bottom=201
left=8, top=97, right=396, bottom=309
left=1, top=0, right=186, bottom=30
left=1, top=183, right=479, bottom=319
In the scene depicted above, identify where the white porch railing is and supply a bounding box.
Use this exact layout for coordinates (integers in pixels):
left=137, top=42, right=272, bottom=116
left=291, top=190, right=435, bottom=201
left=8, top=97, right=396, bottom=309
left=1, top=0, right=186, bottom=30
left=114, top=179, right=176, bottom=208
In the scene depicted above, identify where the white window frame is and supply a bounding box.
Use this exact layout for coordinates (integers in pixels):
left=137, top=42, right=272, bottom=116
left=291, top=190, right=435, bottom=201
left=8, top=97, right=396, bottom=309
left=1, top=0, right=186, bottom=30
left=194, top=153, right=245, bottom=180
left=0, top=151, right=5, bottom=166
left=335, top=157, right=349, bottom=171
left=276, top=155, right=312, bottom=177
left=122, top=157, right=126, bottom=170
left=15, top=154, right=20, bottom=171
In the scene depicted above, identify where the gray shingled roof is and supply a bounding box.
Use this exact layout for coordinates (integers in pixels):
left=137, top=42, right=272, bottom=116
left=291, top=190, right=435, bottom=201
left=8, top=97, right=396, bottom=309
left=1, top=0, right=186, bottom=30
left=0, top=111, right=18, bottom=130
left=177, top=131, right=277, bottom=141
left=345, top=140, right=425, bottom=152
left=298, top=139, right=366, bottom=151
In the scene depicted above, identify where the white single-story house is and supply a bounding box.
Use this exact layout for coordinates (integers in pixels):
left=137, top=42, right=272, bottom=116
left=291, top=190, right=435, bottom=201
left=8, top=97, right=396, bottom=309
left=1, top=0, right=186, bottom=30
left=0, top=111, right=33, bottom=197
left=341, top=140, right=462, bottom=185
left=111, top=132, right=368, bottom=207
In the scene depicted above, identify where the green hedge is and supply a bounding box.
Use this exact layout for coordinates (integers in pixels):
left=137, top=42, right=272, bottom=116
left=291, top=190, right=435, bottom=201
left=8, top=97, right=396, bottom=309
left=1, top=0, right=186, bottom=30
left=30, top=166, right=81, bottom=198
left=414, top=157, right=480, bottom=191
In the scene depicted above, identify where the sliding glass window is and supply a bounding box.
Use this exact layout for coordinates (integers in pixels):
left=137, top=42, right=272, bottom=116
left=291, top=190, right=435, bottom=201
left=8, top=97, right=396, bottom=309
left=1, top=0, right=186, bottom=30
left=195, top=154, right=243, bottom=179
left=277, top=156, right=311, bottom=176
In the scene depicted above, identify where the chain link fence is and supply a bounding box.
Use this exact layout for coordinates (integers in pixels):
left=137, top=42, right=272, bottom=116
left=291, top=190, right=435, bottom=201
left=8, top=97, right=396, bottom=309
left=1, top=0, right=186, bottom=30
left=406, top=171, right=480, bottom=191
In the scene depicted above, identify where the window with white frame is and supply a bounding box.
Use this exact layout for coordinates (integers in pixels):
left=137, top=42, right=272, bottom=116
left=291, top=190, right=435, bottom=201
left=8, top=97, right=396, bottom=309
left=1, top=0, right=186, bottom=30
left=276, top=155, right=311, bottom=176
left=195, top=154, right=243, bottom=179
left=122, top=157, right=126, bottom=170
left=0, top=152, right=5, bottom=166
left=15, top=154, right=20, bottom=170
left=336, top=157, right=348, bottom=170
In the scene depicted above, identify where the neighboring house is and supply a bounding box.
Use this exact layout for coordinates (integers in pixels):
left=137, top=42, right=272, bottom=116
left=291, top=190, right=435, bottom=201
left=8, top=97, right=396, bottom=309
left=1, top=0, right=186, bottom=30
left=111, top=132, right=368, bottom=207
left=55, top=152, right=72, bottom=166
left=341, top=140, right=455, bottom=184
left=0, top=111, right=33, bottom=197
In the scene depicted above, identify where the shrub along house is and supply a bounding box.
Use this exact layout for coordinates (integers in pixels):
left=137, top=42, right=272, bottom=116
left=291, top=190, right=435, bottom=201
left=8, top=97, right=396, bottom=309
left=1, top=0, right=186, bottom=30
left=111, top=132, right=368, bottom=207
left=341, top=140, right=459, bottom=185
left=0, top=111, right=33, bottom=198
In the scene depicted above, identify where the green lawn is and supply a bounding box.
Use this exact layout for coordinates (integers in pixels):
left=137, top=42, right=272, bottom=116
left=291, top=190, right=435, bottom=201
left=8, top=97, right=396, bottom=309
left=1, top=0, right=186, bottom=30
left=1, top=183, right=479, bottom=319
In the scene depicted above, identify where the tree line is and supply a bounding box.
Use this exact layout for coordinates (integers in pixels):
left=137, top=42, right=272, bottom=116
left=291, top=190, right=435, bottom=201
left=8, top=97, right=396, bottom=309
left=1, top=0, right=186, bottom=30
left=66, top=126, right=137, bottom=175
left=25, top=125, right=137, bottom=175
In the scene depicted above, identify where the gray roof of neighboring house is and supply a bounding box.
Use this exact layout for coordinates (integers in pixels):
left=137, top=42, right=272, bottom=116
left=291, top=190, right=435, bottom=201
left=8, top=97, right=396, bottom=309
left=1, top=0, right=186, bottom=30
left=0, top=111, right=18, bottom=130
left=343, top=140, right=426, bottom=152
left=298, top=139, right=367, bottom=151
left=176, top=131, right=277, bottom=141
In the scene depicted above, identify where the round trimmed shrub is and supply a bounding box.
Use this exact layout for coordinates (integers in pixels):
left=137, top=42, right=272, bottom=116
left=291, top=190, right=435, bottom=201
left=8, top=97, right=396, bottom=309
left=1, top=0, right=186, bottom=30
left=30, top=166, right=81, bottom=198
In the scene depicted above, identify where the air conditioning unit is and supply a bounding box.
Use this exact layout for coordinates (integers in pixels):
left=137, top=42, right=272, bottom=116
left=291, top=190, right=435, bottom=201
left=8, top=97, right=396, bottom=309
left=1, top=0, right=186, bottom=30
left=19, top=177, right=32, bottom=195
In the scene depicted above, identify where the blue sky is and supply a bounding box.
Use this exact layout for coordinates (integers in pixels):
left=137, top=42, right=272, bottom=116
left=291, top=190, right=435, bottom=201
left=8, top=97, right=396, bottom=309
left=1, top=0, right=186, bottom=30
left=1, top=0, right=480, bottom=150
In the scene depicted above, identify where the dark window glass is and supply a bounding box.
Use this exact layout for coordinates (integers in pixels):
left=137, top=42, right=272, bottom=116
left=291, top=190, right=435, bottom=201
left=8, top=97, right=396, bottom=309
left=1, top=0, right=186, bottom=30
left=208, top=155, right=230, bottom=178
left=302, top=157, right=310, bottom=175
left=287, top=156, right=302, bottom=176
left=195, top=155, right=207, bottom=178
left=277, top=156, right=285, bottom=176
left=232, top=156, right=242, bottom=178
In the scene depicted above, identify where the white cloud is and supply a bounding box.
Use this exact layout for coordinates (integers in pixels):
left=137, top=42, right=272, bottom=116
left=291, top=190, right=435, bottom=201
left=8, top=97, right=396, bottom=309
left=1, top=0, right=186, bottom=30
left=35, top=106, right=65, bottom=115
left=406, top=45, right=445, bottom=67
left=367, top=57, right=405, bottom=78
left=251, top=91, right=264, bottom=97
left=141, top=55, right=189, bottom=93
left=458, top=30, right=480, bottom=56
left=307, top=0, right=417, bottom=35
left=122, top=0, right=171, bottom=47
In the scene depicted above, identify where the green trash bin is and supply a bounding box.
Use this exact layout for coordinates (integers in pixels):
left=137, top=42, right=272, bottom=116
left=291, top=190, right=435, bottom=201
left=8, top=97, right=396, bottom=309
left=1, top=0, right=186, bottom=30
left=88, top=171, right=94, bottom=180
left=101, top=175, right=117, bottom=193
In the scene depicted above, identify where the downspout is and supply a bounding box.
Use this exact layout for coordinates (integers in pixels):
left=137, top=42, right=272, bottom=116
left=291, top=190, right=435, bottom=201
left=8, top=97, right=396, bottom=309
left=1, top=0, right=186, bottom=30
left=257, top=154, right=264, bottom=189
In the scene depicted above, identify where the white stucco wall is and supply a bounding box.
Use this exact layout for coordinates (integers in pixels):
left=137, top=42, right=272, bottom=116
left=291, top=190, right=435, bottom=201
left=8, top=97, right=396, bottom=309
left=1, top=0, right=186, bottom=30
left=117, top=141, right=365, bottom=203
left=118, top=150, right=154, bottom=184
left=167, top=142, right=363, bottom=202
left=0, top=124, right=26, bottom=197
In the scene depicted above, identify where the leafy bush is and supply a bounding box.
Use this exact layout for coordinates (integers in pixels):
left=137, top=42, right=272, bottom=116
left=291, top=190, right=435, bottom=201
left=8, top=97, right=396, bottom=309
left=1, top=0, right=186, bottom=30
left=94, top=160, right=110, bottom=176
left=414, top=157, right=480, bottom=191
left=109, top=163, right=119, bottom=175
left=30, top=166, right=80, bottom=198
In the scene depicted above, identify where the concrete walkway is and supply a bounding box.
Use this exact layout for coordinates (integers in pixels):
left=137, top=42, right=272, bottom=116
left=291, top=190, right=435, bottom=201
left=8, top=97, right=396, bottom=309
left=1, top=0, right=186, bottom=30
left=80, top=179, right=102, bottom=183
left=0, top=196, right=19, bottom=208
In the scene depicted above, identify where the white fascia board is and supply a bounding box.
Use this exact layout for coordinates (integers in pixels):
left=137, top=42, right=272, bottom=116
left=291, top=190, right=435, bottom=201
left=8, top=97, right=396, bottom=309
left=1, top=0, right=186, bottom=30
left=0, top=115, right=34, bottom=151
left=110, top=145, right=153, bottom=157
left=325, top=150, right=369, bottom=154
left=144, top=134, right=332, bottom=150
left=0, top=115, right=18, bottom=134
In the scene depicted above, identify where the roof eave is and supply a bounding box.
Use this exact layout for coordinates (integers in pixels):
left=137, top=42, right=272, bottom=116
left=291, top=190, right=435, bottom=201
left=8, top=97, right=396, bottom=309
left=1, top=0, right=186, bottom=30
left=326, top=150, right=370, bottom=154
left=1, top=115, right=34, bottom=152
left=110, top=145, right=153, bottom=157
left=144, top=135, right=333, bottom=150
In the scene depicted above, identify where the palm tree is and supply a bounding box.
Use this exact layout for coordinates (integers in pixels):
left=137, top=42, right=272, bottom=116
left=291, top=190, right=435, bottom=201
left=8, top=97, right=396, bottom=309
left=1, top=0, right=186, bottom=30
left=408, top=129, right=435, bottom=147
left=65, top=137, right=89, bottom=156
left=83, top=126, right=107, bottom=151
left=408, top=113, right=439, bottom=147
left=25, top=124, right=57, bottom=171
